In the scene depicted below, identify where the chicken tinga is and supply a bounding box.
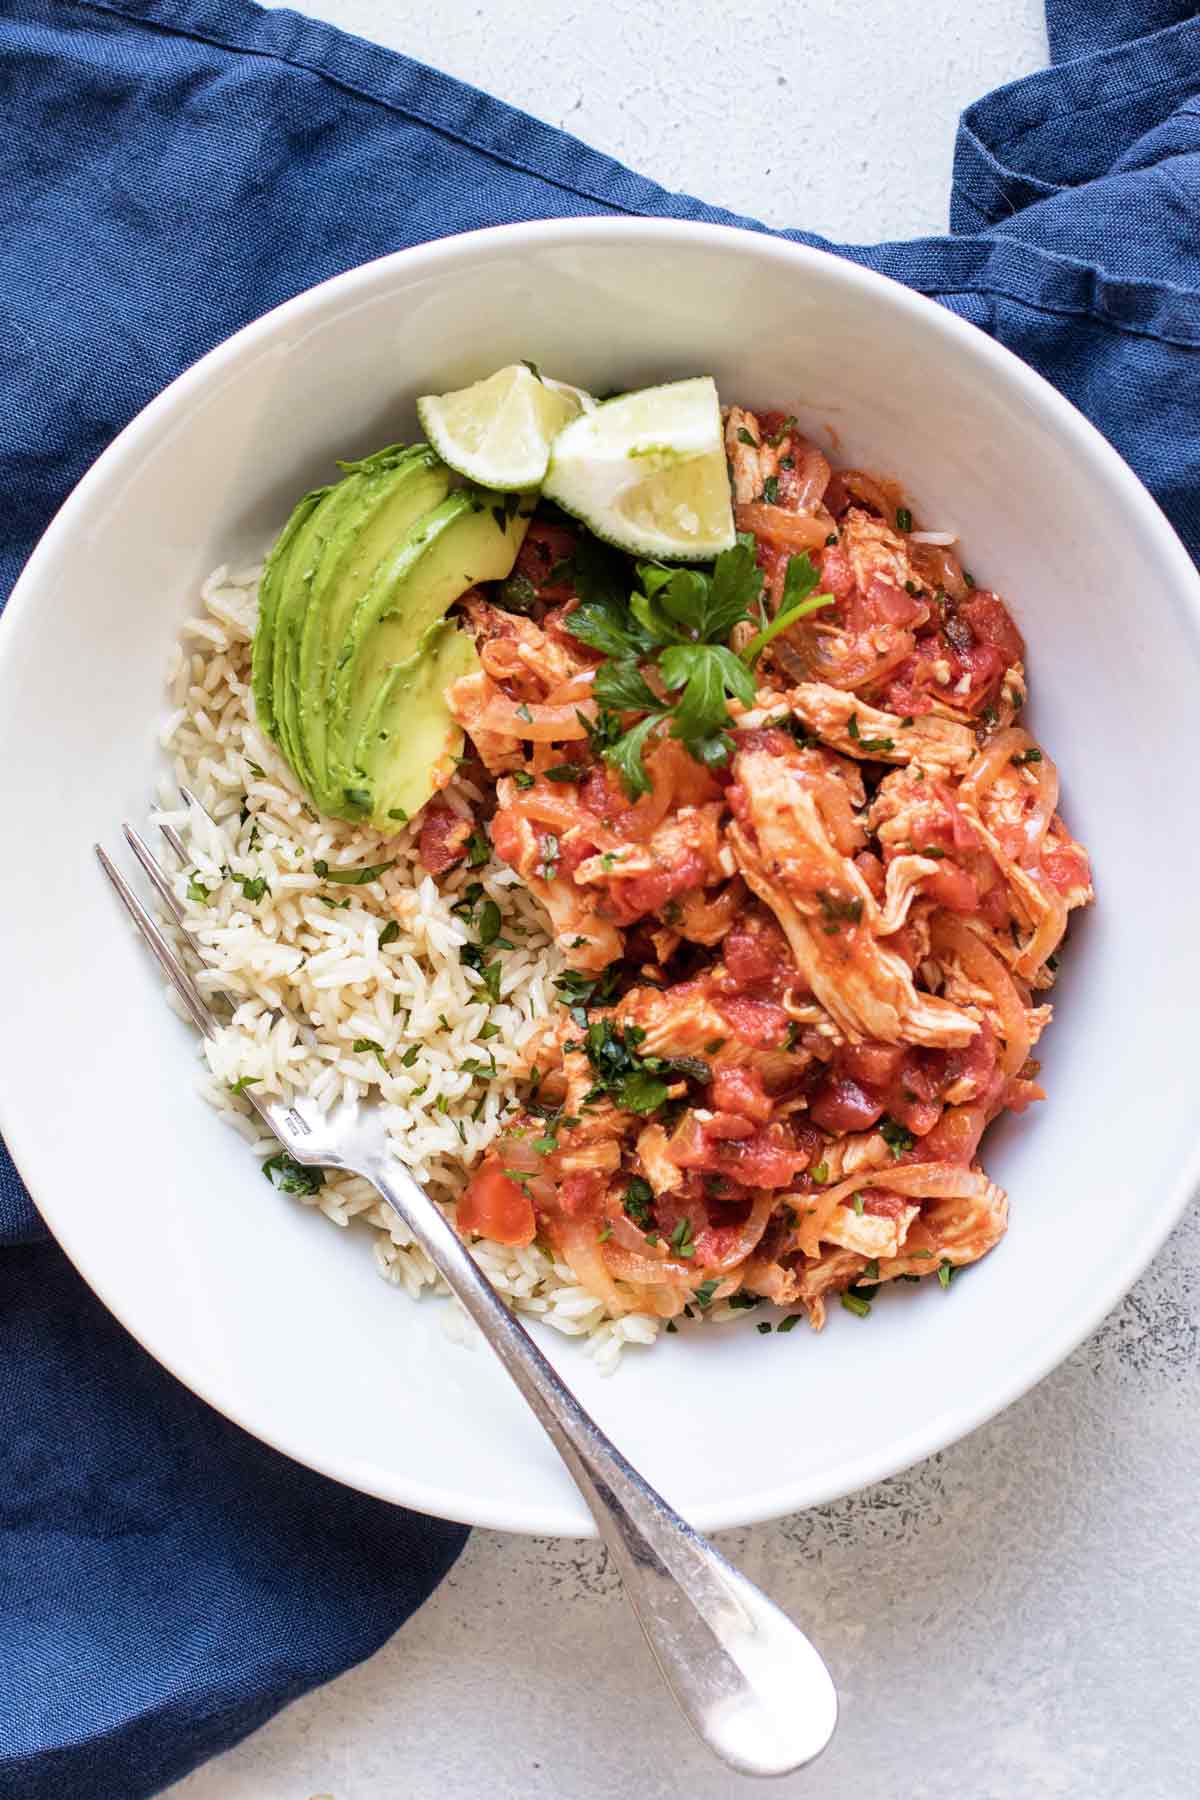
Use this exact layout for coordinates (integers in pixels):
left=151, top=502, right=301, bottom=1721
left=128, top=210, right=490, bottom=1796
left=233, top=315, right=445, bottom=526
left=164, top=369, right=1091, bottom=1354
left=437, top=402, right=1091, bottom=1328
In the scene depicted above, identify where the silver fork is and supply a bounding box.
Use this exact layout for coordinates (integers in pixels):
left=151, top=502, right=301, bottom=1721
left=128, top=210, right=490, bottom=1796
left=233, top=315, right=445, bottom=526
left=95, top=798, right=838, bottom=1779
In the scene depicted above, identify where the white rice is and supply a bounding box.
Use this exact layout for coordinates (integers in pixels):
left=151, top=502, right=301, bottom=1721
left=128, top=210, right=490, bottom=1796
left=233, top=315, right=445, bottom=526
left=152, top=561, right=667, bottom=1369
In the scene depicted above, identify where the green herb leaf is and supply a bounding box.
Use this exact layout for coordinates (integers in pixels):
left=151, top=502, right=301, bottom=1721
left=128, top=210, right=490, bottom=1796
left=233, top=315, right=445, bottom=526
left=466, top=829, right=490, bottom=868
left=605, top=713, right=662, bottom=799
left=880, top=1117, right=915, bottom=1159
left=938, top=1258, right=955, bottom=1288
left=840, top=1291, right=871, bottom=1318
left=315, top=858, right=394, bottom=886
left=186, top=875, right=210, bottom=905
left=262, top=1152, right=324, bottom=1196
left=622, top=1176, right=655, bottom=1228
left=593, top=659, right=662, bottom=713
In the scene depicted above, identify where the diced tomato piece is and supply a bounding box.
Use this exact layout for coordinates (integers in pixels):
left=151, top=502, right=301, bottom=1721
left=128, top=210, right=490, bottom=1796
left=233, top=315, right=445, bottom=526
left=866, top=575, right=924, bottom=627
left=911, top=1103, right=988, bottom=1167
left=723, top=910, right=792, bottom=990
left=819, top=544, right=855, bottom=598
left=489, top=807, right=523, bottom=869
left=710, top=1064, right=774, bottom=1124
left=558, top=1172, right=604, bottom=1221
left=810, top=1076, right=885, bottom=1134
left=418, top=804, right=470, bottom=876
left=962, top=592, right=1024, bottom=666
left=669, top=1116, right=809, bottom=1188
left=713, top=994, right=793, bottom=1049
left=513, top=521, right=577, bottom=603
left=606, top=851, right=708, bottom=925
left=457, top=1160, right=535, bottom=1246
left=840, top=1042, right=905, bottom=1088
left=924, top=860, right=979, bottom=912
left=860, top=1188, right=909, bottom=1220
left=1041, top=843, right=1091, bottom=894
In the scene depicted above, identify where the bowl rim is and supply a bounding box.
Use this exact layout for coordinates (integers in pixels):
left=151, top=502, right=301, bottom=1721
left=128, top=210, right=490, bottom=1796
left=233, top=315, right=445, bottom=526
left=4, top=215, right=1200, bottom=1536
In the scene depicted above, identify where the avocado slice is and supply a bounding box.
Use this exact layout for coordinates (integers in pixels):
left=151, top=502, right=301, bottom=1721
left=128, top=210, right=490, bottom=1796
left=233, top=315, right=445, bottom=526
left=291, top=446, right=451, bottom=816
left=326, top=488, right=531, bottom=814
left=251, top=483, right=329, bottom=747
left=354, top=621, right=482, bottom=829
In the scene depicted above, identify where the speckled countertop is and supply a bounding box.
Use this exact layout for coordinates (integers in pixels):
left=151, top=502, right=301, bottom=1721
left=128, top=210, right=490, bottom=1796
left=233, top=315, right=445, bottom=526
left=169, top=4, right=1200, bottom=1795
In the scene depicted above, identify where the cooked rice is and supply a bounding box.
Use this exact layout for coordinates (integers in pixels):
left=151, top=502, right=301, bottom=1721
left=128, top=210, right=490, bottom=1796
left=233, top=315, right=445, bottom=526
left=151, top=562, right=677, bottom=1368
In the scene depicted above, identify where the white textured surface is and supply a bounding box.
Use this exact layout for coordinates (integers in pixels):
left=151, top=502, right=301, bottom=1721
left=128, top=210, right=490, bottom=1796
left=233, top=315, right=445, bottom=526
left=170, top=3, right=1200, bottom=1796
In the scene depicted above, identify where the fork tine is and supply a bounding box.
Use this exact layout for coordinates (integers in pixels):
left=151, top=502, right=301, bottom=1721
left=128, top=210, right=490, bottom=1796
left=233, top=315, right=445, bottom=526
left=123, top=822, right=184, bottom=923
left=178, top=783, right=214, bottom=823
left=158, top=819, right=188, bottom=864
left=95, top=844, right=218, bottom=1040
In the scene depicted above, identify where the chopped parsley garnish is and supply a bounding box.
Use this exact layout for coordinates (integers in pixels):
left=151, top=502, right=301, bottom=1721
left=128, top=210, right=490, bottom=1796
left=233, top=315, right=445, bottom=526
left=228, top=1074, right=258, bottom=1095
left=669, top=1217, right=696, bottom=1260
left=1011, top=747, right=1044, bottom=766
left=756, top=1319, right=773, bottom=1334
left=622, top=1176, right=655, bottom=1227
left=186, top=875, right=210, bottom=905
left=816, top=890, right=864, bottom=933
left=511, top=768, right=535, bottom=789
left=515, top=702, right=533, bottom=724
left=246, top=760, right=266, bottom=779
left=387, top=805, right=409, bottom=823
left=861, top=1259, right=880, bottom=1282
left=465, top=829, right=490, bottom=868
left=938, top=1258, right=955, bottom=1288
left=810, top=1161, right=829, bottom=1185
left=846, top=712, right=895, bottom=755
left=477, top=899, right=502, bottom=946
left=235, top=873, right=269, bottom=902
left=768, top=415, right=798, bottom=445
left=727, top=1292, right=762, bottom=1311
left=554, top=964, right=621, bottom=1014
left=880, top=1117, right=915, bottom=1159
left=399, top=1043, right=420, bottom=1068
left=379, top=920, right=400, bottom=948
left=853, top=1194, right=865, bottom=1216
left=567, top=537, right=787, bottom=796
left=313, top=858, right=394, bottom=885
left=575, top=1019, right=708, bottom=1114
left=352, top=1037, right=388, bottom=1071
left=761, top=475, right=779, bottom=505
left=895, top=506, right=913, bottom=532
left=736, top=426, right=756, bottom=446
left=740, top=552, right=835, bottom=668
left=543, top=765, right=583, bottom=783
left=777, top=1313, right=803, bottom=1333
left=693, top=1278, right=720, bottom=1309
left=262, top=1152, right=324, bottom=1196
left=840, top=1291, right=871, bottom=1318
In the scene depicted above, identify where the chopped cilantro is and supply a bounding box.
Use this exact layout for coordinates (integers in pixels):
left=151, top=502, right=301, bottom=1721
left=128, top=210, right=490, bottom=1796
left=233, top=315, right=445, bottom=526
left=352, top=1037, right=388, bottom=1072
left=466, top=829, right=490, bottom=868
left=693, top=1278, right=720, bottom=1309
left=622, top=1176, right=655, bottom=1227
left=896, top=507, right=913, bottom=532
left=756, top=1320, right=773, bottom=1335
left=811, top=1161, right=829, bottom=1185
left=477, top=898, right=502, bottom=946
left=840, top=1291, right=871, bottom=1318
left=228, top=1074, right=258, bottom=1095
left=736, top=427, right=756, bottom=446
left=761, top=475, right=779, bottom=505
left=1011, top=747, right=1044, bottom=766
left=669, top=1217, right=696, bottom=1260
left=777, top=1313, right=803, bottom=1333
left=378, top=920, right=400, bottom=948
left=512, top=768, right=535, bottom=790
left=880, top=1117, right=915, bottom=1159
left=938, top=1258, right=955, bottom=1288
left=740, top=552, right=835, bottom=668
left=235, top=873, right=269, bottom=902
left=186, top=875, right=210, bottom=905
left=314, top=858, right=394, bottom=885
left=262, top=1152, right=324, bottom=1196
left=543, top=765, right=583, bottom=783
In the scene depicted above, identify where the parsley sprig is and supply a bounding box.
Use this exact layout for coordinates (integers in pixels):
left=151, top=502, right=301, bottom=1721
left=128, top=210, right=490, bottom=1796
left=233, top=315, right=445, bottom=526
left=568, top=537, right=832, bottom=797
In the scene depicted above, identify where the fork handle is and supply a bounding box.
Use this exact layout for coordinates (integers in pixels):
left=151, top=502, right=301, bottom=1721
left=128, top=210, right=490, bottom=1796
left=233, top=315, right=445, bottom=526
left=367, top=1157, right=837, bottom=1778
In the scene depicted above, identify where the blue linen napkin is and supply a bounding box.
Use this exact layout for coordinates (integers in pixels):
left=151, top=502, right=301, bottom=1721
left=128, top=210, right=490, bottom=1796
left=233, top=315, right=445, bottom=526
left=1, top=1, right=1197, bottom=1794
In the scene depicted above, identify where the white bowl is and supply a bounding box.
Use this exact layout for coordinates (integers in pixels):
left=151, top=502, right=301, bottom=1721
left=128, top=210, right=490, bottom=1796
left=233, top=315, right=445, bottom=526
left=2, top=220, right=1198, bottom=1537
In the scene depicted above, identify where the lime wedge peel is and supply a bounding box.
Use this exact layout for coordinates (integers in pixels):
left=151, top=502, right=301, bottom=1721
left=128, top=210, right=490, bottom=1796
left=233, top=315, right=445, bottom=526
left=417, top=363, right=590, bottom=493
left=541, top=376, right=736, bottom=561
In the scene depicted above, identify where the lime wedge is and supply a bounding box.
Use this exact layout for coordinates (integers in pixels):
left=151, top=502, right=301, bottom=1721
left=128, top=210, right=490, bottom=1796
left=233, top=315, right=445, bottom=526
left=416, top=364, right=590, bottom=493
left=542, top=376, right=735, bottom=561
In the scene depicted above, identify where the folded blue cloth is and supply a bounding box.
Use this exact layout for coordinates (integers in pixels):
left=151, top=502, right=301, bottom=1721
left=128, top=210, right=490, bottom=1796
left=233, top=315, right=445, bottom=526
left=1, top=1, right=1197, bottom=1794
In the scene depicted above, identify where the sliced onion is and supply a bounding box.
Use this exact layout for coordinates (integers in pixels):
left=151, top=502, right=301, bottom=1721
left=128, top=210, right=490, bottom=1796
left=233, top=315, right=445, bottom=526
left=909, top=541, right=967, bottom=600
left=789, top=445, right=832, bottom=514
left=773, top=624, right=914, bottom=691
left=908, top=529, right=959, bottom=546
left=960, top=728, right=1031, bottom=807
left=931, top=913, right=1031, bottom=1076
left=735, top=502, right=831, bottom=553
left=478, top=695, right=593, bottom=741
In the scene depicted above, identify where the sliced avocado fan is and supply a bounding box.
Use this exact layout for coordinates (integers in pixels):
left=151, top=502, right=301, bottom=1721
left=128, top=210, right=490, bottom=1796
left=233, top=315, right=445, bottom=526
left=251, top=446, right=531, bottom=833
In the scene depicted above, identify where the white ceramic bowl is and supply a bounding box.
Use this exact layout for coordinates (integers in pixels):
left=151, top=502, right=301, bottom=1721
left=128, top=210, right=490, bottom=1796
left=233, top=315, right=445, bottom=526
left=2, top=220, right=1198, bottom=1537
